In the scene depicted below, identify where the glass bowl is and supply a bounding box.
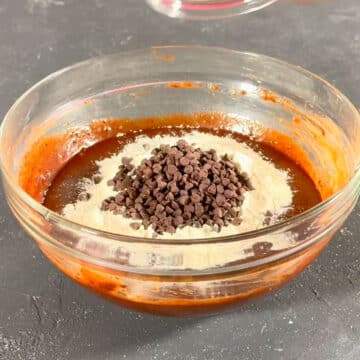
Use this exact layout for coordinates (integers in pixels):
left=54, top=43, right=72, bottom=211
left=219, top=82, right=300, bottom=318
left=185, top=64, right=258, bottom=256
left=1, top=46, right=359, bottom=316
left=146, top=0, right=278, bottom=19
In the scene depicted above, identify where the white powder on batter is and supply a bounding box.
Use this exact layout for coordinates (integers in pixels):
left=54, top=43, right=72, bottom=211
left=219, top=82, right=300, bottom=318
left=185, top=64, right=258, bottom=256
left=62, top=131, right=293, bottom=239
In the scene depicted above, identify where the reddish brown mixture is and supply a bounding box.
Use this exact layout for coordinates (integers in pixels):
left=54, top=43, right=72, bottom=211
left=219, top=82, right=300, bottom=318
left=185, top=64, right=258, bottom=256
left=43, top=127, right=322, bottom=223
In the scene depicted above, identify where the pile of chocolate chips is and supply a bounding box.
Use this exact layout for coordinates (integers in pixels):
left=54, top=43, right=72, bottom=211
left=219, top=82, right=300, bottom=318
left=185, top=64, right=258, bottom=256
left=101, top=140, right=252, bottom=234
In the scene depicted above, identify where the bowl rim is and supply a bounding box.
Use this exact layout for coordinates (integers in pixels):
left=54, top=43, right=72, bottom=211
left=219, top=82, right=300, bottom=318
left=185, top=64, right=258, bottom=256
left=1, top=45, right=360, bottom=246
left=145, top=0, right=279, bottom=20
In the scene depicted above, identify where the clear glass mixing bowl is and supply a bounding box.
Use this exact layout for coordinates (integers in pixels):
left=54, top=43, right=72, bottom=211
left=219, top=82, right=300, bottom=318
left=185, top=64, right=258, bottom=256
left=146, top=0, right=278, bottom=19
left=1, top=46, right=359, bottom=316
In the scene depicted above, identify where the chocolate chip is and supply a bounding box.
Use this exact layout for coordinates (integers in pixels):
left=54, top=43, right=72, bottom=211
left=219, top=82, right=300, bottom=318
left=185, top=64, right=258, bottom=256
left=165, top=206, right=174, bottom=214
left=213, top=175, right=221, bottom=185
left=156, top=179, right=167, bottom=190
left=173, top=171, right=182, bottom=182
left=191, top=193, right=202, bottom=203
left=171, top=201, right=179, bottom=210
left=233, top=217, right=242, bottom=226
left=198, top=169, right=208, bottom=179
left=199, top=182, right=209, bottom=192
left=179, top=195, right=189, bottom=206
left=207, top=184, right=217, bottom=195
left=153, top=163, right=162, bottom=174
left=184, top=165, right=193, bottom=174
left=179, top=190, right=188, bottom=197
left=174, top=208, right=182, bottom=216
left=115, top=193, right=125, bottom=203
left=143, top=167, right=153, bottom=178
left=130, top=222, right=141, bottom=230
left=174, top=150, right=183, bottom=160
left=179, top=157, right=190, bottom=166
left=169, top=182, right=179, bottom=194
left=155, top=192, right=165, bottom=202
left=216, top=194, right=226, bottom=206
left=214, top=207, right=224, bottom=218
left=204, top=195, right=212, bottom=205
left=240, top=187, right=247, bottom=195
left=150, top=215, right=158, bottom=223
left=194, top=203, right=204, bottom=216
left=177, top=139, right=187, bottom=149
left=167, top=164, right=177, bottom=175
left=92, top=174, right=102, bottom=184
left=134, top=202, right=143, bottom=211
left=141, top=187, right=151, bottom=198
left=215, top=218, right=224, bottom=227
left=122, top=157, right=132, bottom=166
left=216, top=185, right=224, bottom=194
left=184, top=204, right=194, bottom=214
left=173, top=216, right=184, bottom=226
left=108, top=202, right=117, bottom=211
left=155, top=204, right=165, bottom=213
left=78, top=192, right=90, bottom=201
left=228, top=183, right=237, bottom=191
left=224, top=189, right=235, bottom=198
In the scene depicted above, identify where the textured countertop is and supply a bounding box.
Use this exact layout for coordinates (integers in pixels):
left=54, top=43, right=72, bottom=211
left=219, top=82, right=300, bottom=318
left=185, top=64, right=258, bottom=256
left=0, top=1, right=359, bottom=359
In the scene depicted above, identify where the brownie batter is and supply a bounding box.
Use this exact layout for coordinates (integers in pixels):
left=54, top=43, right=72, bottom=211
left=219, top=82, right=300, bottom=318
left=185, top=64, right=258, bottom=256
left=44, top=127, right=321, bottom=230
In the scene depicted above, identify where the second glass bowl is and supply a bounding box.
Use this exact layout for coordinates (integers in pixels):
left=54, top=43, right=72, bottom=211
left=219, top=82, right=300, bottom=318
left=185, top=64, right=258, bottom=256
left=146, top=0, right=278, bottom=19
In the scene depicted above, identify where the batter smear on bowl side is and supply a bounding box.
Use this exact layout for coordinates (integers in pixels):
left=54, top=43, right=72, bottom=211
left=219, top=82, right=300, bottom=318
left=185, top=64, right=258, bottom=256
left=43, top=127, right=321, bottom=239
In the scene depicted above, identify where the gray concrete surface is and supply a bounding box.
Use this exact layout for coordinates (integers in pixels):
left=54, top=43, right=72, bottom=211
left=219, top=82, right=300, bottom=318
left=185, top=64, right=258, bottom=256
left=0, top=0, right=359, bottom=359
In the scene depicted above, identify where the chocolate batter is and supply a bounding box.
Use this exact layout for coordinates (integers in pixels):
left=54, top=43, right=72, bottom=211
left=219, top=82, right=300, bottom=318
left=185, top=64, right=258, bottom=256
left=44, top=127, right=321, bottom=225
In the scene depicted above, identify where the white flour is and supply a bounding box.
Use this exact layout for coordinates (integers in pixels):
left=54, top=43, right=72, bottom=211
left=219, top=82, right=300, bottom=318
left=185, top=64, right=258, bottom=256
left=62, top=131, right=293, bottom=239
